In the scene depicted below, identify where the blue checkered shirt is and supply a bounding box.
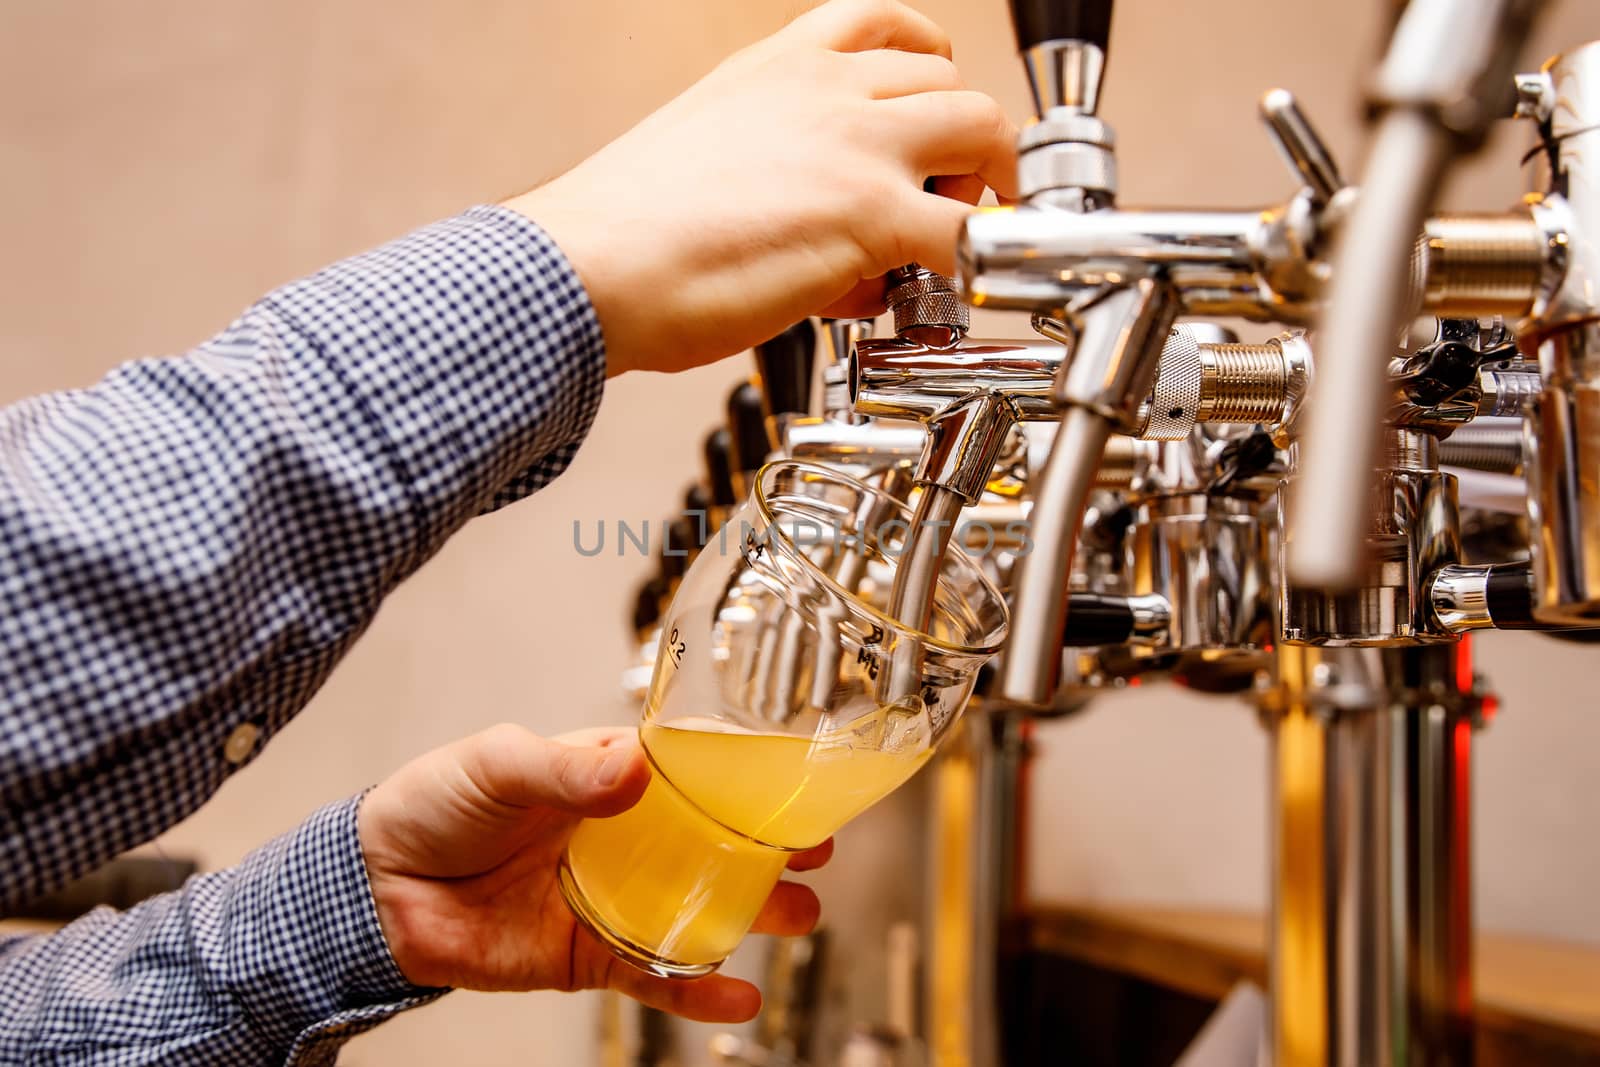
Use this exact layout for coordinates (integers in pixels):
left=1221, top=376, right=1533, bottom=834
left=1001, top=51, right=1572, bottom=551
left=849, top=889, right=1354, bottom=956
left=0, top=205, right=607, bottom=1063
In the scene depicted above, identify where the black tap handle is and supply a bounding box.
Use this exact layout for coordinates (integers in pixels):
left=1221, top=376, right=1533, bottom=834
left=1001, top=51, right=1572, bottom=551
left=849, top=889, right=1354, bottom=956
left=658, top=517, right=694, bottom=585
left=667, top=516, right=698, bottom=562
left=753, top=321, right=817, bottom=418
left=632, top=577, right=667, bottom=634
left=681, top=486, right=711, bottom=551
left=1009, top=0, right=1113, bottom=52
left=703, top=429, right=737, bottom=508
left=1060, top=592, right=1136, bottom=646
left=684, top=483, right=710, bottom=522
left=726, top=382, right=771, bottom=476
left=1483, top=562, right=1538, bottom=630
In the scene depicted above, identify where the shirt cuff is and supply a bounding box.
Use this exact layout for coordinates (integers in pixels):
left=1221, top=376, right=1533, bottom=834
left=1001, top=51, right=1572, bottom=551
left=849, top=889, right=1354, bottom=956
left=262, top=204, right=607, bottom=556
left=230, top=796, right=444, bottom=1056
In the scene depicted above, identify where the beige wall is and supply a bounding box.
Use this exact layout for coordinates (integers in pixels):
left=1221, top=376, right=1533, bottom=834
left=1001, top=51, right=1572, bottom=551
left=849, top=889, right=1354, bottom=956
left=3, top=2, right=1597, bottom=1064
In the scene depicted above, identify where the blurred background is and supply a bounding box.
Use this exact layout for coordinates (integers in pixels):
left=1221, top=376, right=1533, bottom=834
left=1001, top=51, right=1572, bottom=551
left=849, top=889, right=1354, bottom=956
left=2, top=1, right=1596, bottom=1063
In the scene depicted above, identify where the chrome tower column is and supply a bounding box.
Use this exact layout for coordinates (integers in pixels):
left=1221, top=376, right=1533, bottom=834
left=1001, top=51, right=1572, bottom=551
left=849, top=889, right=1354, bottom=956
left=1262, top=641, right=1481, bottom=1067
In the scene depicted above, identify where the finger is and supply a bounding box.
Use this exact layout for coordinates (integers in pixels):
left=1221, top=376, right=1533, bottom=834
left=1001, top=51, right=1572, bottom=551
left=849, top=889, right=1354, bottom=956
left=553, top=726, right=637, bottom=749
left=818, top=278, right=887, bottom=320
left=786, top=838, right=834, bottom=871
left=931, top=173, right=988, bottom=208
left=878, top=193, right=974, bottom=278
left=846, top=49, right=962, bottom=100
left=783, top=0, right=953, bottom=59
left=609, top=967, right=763, bottom=1024
left=749, top=880, right=822, bottom=937
left=880, top=90, right=1020, bottom=201
left=464, top=724, right=650, bottom=818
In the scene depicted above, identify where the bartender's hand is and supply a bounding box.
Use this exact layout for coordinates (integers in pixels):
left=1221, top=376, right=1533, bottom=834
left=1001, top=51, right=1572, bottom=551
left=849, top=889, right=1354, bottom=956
left=358, top=724, right=831, bottom=1022
left=506, top=0, right=1017, bottom=377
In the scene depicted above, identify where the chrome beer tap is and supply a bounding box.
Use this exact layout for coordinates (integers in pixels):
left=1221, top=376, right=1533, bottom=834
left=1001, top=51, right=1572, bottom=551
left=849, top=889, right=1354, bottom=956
left=1292, top=0, right=1548, bottom=592
left=848, top=264, right=1071, bottom=700
left=961, top=0, right=1564, bottom=706
left=965, top=0, right=1339, bottom=706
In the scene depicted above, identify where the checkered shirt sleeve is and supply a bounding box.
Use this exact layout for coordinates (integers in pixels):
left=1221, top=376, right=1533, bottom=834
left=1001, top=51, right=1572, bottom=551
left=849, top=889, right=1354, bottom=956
left=0, top=797, right=443, bottom=1064
left=0, top=204, right=607, bottom=1060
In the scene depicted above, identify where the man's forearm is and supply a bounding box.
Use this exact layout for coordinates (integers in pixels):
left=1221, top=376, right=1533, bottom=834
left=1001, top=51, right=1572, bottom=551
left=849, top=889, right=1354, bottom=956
left=0, top=798, right=443, bottom=1065
left=0, top=206, right=606, bottom=910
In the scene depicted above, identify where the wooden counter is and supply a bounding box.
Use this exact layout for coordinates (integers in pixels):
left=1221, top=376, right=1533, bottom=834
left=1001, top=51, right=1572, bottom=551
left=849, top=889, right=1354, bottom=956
left=1026, top=903, right=1600, bottom=1065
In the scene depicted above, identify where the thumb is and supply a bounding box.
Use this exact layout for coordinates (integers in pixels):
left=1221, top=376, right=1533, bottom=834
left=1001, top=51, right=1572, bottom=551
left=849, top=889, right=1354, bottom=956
left=464, top=724, right=650, bottom=818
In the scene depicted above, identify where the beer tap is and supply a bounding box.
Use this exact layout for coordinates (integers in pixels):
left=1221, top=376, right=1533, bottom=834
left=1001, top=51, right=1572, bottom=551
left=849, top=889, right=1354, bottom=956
left=1292, top=0, right=1547, bottom=592
left=753, top=321, right=818, bottom=438
left=1520, top=42, right=1600, bottom=624
left=728, top=381, right=772, bottom=500
left=781, top=316, right=941, bottom=482
left=704, top=428, right=739, bottom=533
left=968, top=0, right=1190, bottom=706
left=963, top=0, right=1564, bottom=705
left=850, top=264, right=1071, bottom=700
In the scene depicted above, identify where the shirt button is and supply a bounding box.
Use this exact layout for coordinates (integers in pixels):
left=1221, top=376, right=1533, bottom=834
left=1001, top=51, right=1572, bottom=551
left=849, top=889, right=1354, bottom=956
left=223, top=723, right=261, bottom=765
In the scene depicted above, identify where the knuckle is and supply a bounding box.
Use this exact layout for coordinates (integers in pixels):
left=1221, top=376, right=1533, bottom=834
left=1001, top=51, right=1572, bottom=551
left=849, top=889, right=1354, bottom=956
left=481, top=722, right=527, bottom=751
left=549, top=744, right=586, bottom=793
left=954, top=91, right=1011, bottom=144
left=846, top=0, right=901, bottom=36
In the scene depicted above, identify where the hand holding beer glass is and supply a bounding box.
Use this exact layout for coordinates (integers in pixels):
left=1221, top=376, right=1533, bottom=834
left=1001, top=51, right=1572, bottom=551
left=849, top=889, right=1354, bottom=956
left=560, top=462, right=1008, bottom=977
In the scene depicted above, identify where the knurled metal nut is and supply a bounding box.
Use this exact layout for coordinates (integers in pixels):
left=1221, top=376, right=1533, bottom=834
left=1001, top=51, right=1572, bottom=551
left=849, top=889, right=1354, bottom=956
left=888, top=275, right=969, bottom=333
left=893, top=293, right=970, bottom=334
left=1143, top=325, right=1204, bottom=440
left=887, top=274, right=957, bottom=304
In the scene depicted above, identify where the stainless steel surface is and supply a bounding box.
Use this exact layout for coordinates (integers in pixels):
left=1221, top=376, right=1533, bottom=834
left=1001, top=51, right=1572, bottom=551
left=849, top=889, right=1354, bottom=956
left=783, top=417, right=924, bottom=472
left=883, top=485, right=965, bottom=703
left=1140, top=324, right=1204, bottom=441
left=886, top=265, right=970, bottom=345
left=1000, top=278, right=1177, bottom=704
left=1022, top=39, right=1104, bottom=117
left=1283, top=459, right=1463, bottom=646
left=1422, top=214, right=1545, bottom=315
left=1129, top=496, right=1275, bottom=653
left=1136, top=329, right=1312, bottom=441
left=996, top=407, right=1112, bottom=705
left=820, top=317, right=877, bottom=420
left=1290, top=109, right=1454, bottom=591
left=1016, top=111, right=1118, bottom=205
left=1260, top=88, right=1344, bottom=209
left=960, top=205, right=1297, bottom=318
left=917, top=393, right=1025, bottom=504
left=1263, top=643, right=1477, bottom=1067
left=1124, top=591, right=1174, bottom=644
left=923, top=713, right=1017, bottom=1067
left=1438, top=422, right=1524, bottom=474
left=1476, top=366, right=1542, bottom=418
left=1015, top=32, right=1115, bottom=205
left=850, top=337, right=1068, bottom=423
left=1428, top=564, right=1495, bottom=632
left=1289, top=0, right=1547, bottom=592
left=609, top=12, right=1600, bottom=1065
left=1523, top=381, right=1600, bottom=622
left=1524, top=41, right=1600, bottom=623
left=1052, top=277, right=1178, bottom=424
